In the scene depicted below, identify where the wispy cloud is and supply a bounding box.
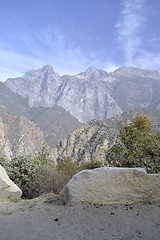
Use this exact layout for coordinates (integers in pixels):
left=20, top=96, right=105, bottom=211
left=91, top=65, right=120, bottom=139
left=0, top=66, right=22, bottom=81
left=0, top=49, right=45, bottom=81
left=104, top=60, right=119, bottom=73
left=135, top=51, right=160, bottom=70
left=116, top=0, right=144, bottom=64
left=116, top=0, right=160, bottom=71
left=0, top=26, right=108, bottom=81
left=40, top=27, right=89, bottom=74
left=1, top=0, right=160, bottom=82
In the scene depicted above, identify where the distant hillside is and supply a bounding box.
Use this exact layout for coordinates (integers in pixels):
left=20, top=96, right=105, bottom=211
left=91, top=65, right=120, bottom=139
left=0, top=83, right=81, bottom=147
left=0, top=107, right=45, bottom=159
left=29, top=106, right=82, bottom=147
left=0, top=82, right=30, bottom=118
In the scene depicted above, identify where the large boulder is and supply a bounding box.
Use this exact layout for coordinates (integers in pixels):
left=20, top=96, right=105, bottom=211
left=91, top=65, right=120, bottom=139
left=61, top=167, right=160, bottom=205
left=0, top=165, right=22, bottom=199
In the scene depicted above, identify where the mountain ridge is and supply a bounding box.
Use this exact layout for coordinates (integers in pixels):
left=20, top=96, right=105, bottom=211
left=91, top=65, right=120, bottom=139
left=0, top=81, right=81, bottom=151
left=5, top=65, right=160, bottom=123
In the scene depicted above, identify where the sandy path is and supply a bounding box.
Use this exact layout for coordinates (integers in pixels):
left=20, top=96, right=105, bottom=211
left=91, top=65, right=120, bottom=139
left=0, top=195, right=160, bottom=240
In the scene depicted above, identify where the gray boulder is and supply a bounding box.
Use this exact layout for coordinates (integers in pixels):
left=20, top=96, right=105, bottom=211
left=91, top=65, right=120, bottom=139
left=61, top=167, right=160, bottom=205
left=0, top=164, right=22, bottom=199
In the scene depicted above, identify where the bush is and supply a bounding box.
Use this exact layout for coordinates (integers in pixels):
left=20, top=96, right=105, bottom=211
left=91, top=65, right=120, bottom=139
left=57, top=156, right=79, bottom=178
left=106, top=115, right=160, bottom=173
left=7, top=155, right=42, bottom=199
left=6, top=154, right=79, bottom=198
left=131, top=115, right=151, bottom=131
left=34, top=163, right=70, bottom=194
left=0, top=152, right=106, bottom=199
left=0, top=156, right=10, bottom=169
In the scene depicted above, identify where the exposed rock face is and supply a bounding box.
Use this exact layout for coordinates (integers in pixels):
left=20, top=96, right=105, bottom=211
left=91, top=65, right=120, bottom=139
left=61, top=167, right=160, bottom=205
left=0, top=108, right=45, bottom=159
left=5, top=65, right=160, bottom=123
left=51, top=108, right=160, bottom=164
left=0, top=82, right=81, bottom=147
left=0, top=164, right=22, bottom=199
left=51, top=119, right=118, bottom=164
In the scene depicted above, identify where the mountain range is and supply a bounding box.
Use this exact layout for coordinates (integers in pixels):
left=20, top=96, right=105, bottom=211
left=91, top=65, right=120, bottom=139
left=1, top=65, right=160, bottom=161
left=5, top=65, right=160, bottom=123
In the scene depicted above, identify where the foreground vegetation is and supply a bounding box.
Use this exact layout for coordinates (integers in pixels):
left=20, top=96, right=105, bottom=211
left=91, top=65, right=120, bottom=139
left=0, top=146, right=103, bottom=199
left=0, top=115, right=160, bottom=199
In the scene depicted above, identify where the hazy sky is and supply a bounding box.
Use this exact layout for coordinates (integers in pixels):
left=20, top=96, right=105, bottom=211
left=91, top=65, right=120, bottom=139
left=0, top=0, right=160, bottom=81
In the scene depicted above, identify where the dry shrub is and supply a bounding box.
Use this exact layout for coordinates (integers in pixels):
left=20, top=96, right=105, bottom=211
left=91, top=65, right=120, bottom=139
left=80, top=160, right=104, bottom=170
left=35, top=164, right=71, bottom=194
left=1, top=150, right=104, bottom=199
left=57, top=156, right=79, bottom=176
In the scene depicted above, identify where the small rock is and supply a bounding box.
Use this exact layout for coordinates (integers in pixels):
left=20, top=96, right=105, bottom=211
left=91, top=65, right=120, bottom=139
left=110, top=212, right=115, bottom=215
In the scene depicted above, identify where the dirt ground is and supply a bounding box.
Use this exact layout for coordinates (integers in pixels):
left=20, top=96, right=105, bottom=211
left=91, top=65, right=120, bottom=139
left=0, top=194, right=160, bottom=240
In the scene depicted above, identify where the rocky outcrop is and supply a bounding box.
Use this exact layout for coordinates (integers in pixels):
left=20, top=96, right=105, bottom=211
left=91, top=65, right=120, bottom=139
left=0, top=108, right=45, bottom=159
left=5, top=65, right=160, bottom=123
left=51, top=119, right=118, bottom=164
left=0, top=164, right=22, bottom=199
left=61, top=167, right=160, bottom=205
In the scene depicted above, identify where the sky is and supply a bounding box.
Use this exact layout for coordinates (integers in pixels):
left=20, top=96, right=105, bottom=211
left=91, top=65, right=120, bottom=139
left=0, top=0, right=160, bottom=81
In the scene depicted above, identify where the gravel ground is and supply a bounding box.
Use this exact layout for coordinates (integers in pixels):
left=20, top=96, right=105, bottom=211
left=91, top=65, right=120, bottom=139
left=0, top=195, right=160, bottom=240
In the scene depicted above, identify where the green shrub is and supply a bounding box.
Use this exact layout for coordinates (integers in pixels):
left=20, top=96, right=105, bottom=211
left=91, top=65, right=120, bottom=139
left=7, top=155, right=42, bottom=199
left=1, top=150, right=105, bottom=199
left=35, top=143, right=49, bottom=165
left=106, top=115, right=160, bottom=173
left=3, top=145, right=50, bottom=199
left=0, top=156, right=10, bottom=169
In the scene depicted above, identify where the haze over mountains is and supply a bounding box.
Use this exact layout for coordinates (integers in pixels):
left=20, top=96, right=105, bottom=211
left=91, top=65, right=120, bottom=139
left=5, top=65, right=160, bottom=123
left=1, top=65, right=160, bottom=160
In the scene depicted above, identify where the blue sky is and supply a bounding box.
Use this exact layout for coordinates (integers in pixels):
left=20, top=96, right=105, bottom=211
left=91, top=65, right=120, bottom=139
left=0, top=0, right=160, bottom=81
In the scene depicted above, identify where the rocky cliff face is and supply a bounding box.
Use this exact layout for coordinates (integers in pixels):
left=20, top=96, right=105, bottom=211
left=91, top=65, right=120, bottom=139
left=0, top=108, right=45, bottom=159
left=50, top=108, right=160, bottom=165
left=0, top=82, right=81, bottom=147
left=110, top=67, right=160, bottom=111
left=51, top=119, right=119, bottom=164
left=5, top=65, right=160, bottom=123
